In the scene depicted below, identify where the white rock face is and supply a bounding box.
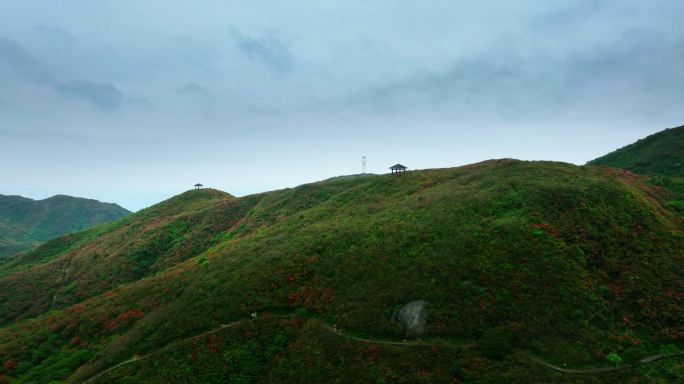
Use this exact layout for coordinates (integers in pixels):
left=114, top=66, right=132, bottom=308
left=392, top=300, right=427, bottom=337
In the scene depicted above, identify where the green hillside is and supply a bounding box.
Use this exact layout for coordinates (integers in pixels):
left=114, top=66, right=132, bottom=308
left=0, top=194, right=131, bottom=259
left=588, top=125, right=684, bottom=177
left=0, top=189, right=236, bottom=324
left=588, top=124, right=684, bottom=213
left=0, top=161, right=683, bottom=383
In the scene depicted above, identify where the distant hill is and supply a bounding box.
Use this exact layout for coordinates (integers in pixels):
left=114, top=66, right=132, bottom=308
left=1, top=161, right=683, bottom=383
left=0, top=194, right=131, bottom=258
left=588, top=125, right=684, bottom=176
left=588, top=124, right=684, bottom=212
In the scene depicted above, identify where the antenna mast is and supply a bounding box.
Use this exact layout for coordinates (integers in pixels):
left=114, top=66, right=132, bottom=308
left=362, top=156, right=367, bottom=174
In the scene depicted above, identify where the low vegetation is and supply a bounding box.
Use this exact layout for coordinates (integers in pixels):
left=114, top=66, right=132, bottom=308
left=0, top=159, right=683, bottom=383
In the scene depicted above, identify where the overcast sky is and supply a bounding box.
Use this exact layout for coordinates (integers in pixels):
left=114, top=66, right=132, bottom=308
left=1, top=1, right=683, bottom=210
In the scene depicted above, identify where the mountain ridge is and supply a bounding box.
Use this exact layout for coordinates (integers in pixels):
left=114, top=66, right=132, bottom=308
left=0, top=193, right=131, bottom=259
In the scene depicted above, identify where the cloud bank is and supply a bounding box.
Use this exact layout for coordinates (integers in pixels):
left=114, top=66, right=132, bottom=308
left=0, top=0, right=682, bottom=210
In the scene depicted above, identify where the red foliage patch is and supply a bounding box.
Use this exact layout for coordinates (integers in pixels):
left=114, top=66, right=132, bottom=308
left=69, top=336, right=81, bottom=345
left=664, top=326, right=684, bottom=340
left=354, top=345, right=380, bottom=364
left=296, top=286, right=335, bottom=312
left=71, top=303, right=86, bottom=313
left=2, top=359, right=16, bottom=371
left=105, top=309, right=144, bottom=331
left=530, top=222, right=560, bottom=237
left=507, top=322, right=524, bottom=332
left=287, top=341, right=302, bottom=351
left=207, top=334, right=218, bottom=354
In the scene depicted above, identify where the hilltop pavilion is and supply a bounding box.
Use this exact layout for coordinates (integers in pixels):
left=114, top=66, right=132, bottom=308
left=390, top=164, right=408, bottom=175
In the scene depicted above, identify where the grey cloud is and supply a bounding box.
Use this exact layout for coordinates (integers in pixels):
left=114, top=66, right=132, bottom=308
left=231, top=29, right=293, bottom=72
left=351, top=27, right=684, bottom=120
left=124, top=97, right=154, bottom=109
left=532, top=0, right=604, bottom=29
left=33, top=25, right=75, bottom=44
left=0, top=129, right=97, bottom=141
left=0, top=38, right=33, bottom=68
left=175, top=83, right=212, bottom=97
left=372, top=60, right=520, bottom=102
left=353, top=54, right=546, bottom=118
left=569, top=29, right=684, bottom=85
left=54, top=80, right=124, bottom=109
left=0, top=36, right=124, bottom=110
left=0, top=37, right=52, bottom=84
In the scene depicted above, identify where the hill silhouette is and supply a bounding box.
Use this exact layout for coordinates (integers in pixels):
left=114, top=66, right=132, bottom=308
left=0, top=160, right=682, bottom=383
left=0, top=194, right=131, bottom=259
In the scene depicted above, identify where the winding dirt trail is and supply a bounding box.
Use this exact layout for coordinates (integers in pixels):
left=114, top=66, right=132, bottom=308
left=517, top=351, right=684, bottom=374
left=83, top=315, right=684, bottom=382
left=83, top=320, right=248, bottom=383
left=318, top=323, right=474, bottom=349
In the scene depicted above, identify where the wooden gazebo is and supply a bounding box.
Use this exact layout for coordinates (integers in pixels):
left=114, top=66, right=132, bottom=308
left=194, top=183, right=203, bottom=190
left=390, top=164, right=408, bottom=175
